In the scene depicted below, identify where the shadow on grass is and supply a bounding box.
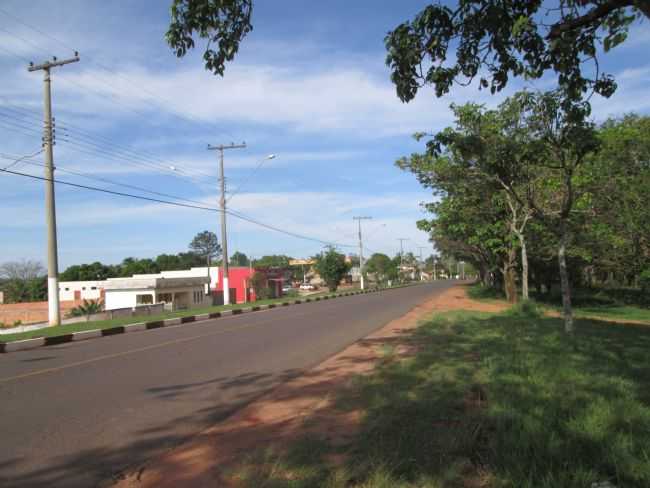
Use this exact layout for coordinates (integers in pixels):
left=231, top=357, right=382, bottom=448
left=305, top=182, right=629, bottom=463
left=228, top=310, right=650, bottom=488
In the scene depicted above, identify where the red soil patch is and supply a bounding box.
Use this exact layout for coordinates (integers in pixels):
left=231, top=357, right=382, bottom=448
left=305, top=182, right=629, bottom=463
left=114, top=284, right=505, bottom=488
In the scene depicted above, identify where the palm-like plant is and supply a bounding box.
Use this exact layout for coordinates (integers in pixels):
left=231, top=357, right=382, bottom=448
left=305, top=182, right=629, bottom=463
left=68, top=299, right=104, bottom=318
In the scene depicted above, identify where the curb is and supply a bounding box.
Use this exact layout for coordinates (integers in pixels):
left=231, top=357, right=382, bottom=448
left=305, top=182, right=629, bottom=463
left=0, top=283, right=425, bottom=354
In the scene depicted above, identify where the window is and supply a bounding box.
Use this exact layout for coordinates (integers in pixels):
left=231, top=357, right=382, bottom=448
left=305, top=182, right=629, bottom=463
left=136, top=294, right=153, bottom=305
left=193, top=291, right=203, bottom=303
left=91, top=286, right=97, bottom=290
left=65, top=287, right=70, bottom=291
left=82, top=287, right=86, bottom=290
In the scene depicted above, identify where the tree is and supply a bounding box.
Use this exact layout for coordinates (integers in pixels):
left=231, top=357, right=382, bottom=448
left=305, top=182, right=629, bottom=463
left=230, top=251, right=250, bottom=267
left=188, top=230, right=222, bottom=267
left=314, top=247, right=350, bottom=292
left=0, top=260, right=45, bottom=281
left=385, top=1, right=649, bottom=105
left=365, top=253, right=396, bottom=284
left=166, top=0, right=253, bottom=76
left=0, top=260, right=47, bottom=303
left=119, top=258, right=159, bottom=277
left=250, top=271, right=271, bottom=300
left=254, top=255, right=292, bottom=268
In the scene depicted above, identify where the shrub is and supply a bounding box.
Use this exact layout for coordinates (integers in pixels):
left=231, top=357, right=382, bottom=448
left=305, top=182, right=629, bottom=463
left=68, top=299, right=104, bottom=318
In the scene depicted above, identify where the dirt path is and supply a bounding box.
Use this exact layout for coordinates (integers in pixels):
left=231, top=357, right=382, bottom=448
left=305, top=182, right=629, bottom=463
left=113, top=284, right=506, bottom=488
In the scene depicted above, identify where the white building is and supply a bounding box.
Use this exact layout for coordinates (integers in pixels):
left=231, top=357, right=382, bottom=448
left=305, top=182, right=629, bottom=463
left=58, top=281, right=105, bottom=302
left=104, top=275, right=209, bottom=311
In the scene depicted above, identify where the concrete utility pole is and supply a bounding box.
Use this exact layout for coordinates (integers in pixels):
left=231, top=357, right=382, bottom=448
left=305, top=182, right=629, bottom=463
left=417, top=246, right=428, bottom=281
left=208, top=142, right=246, bottom=305
left=28, top=54, right=80, bottom=327
left=353, top=216, right=371, bottom=290
left=397, top=238, right=408, bottom=280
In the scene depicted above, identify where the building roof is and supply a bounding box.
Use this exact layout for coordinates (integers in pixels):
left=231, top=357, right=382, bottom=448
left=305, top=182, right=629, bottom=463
left=104, top=276, right=209, bottom=291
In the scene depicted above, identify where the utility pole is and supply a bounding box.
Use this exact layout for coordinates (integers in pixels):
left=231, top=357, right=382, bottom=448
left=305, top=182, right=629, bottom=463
left=28, top=54, right=80, bottom=327
left=397, top=238, right=408, bottom=281
left=417, top=246, right=428, bottom=281
left=208, top=142, right=246, bottom=305
left=353, top=216, right=371, bottom=290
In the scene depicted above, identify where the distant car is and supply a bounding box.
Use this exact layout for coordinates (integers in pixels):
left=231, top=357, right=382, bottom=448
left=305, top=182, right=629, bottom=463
left=300, top=283, right=315, bottom=291
left=282, top=285, right=292, bottom=293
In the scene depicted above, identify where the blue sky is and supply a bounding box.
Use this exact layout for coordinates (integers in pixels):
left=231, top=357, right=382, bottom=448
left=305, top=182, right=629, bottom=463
left=1, top=1, right=649, bottom=269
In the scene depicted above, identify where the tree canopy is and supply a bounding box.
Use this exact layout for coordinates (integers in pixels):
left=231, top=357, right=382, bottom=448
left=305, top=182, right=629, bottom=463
left=385, top=1, right=649, bottom=104
left=188, top=230, right=222, bottom=266
left=315, top=247, right=351, bottom=292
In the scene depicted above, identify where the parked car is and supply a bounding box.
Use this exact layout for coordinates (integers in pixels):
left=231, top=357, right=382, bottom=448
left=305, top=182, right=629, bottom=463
left=299, top=283, right=315, bottom=291
left=282, top=285, right=292, bottom=293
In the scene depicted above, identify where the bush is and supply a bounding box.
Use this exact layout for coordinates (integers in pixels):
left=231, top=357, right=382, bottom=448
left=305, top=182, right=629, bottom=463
left=256, top=287, right=273, bottom=300
left=68, top=299, right=104, bottom=318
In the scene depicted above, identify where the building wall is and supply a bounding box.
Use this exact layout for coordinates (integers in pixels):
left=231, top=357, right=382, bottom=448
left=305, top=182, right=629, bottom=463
left=105, top=286, right=208, bottom=311
left=105, top=288, right=150, bottom=310
left=215, top=267, right=254, bottom=304
left=58, top=281, right=104, bottom=301
left=135, top=267, right=220, bottom=290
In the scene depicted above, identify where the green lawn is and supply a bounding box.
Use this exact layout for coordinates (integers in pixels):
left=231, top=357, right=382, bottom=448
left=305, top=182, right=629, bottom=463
left=469, top=283, right=650, bottom=324
left=0, top=292, right=336, bottom=343
left=229, top=306, right=650, bottom=487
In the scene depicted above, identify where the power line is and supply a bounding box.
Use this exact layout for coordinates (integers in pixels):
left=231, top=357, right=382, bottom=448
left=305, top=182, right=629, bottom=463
left=0, top=105, right=215, bottom=183
left=0, top=149, right=43, bottom=170
left=0, top=8, right=239, bottom=142
left=226, top=154, right=276, bottom=203
left=0, top=167, right=356, bottom=248
left=0, top=155, right=211, bottom=207
left=0, top=6, right=76, bottom=53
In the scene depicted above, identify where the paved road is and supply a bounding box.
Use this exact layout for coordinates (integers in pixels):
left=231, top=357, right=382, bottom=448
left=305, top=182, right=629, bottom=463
left=0, top=281, right=453, bottom=487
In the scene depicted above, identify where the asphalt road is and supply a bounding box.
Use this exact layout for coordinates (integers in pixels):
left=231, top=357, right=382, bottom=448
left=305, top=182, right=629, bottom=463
left=0, top=281, right=453, bottom=487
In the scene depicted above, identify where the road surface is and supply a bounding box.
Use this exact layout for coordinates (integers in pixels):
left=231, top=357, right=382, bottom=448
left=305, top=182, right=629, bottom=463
left=0, top=281, right=452, bottom=487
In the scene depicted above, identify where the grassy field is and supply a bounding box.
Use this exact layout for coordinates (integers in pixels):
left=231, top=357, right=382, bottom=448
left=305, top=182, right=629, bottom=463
left=230, top=306, right=650, bottom=487
left=0, top=292, right=335, bottom=343
left=468, top=283, right=650, bottom=324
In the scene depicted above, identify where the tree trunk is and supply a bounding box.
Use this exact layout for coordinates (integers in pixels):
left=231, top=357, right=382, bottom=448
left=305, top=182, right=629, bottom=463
left=503, top=248, right=518, bottom=304
left=557, top=222, right=574, bottom=334
left=515, top=231, right=529, bottom=300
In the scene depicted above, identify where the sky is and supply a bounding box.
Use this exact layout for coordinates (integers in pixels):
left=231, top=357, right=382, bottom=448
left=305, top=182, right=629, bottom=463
left=1, top=1, right=649, bottom=269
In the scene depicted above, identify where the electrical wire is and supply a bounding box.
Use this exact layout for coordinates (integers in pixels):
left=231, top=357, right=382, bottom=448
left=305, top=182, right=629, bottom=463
left=226, top=156, right=275, bottom=203
left=0, top=155, right=211, bottom=207
left=0, top=8, right=239, bottom=142
left=0, top=167, right=356, bottom=248
left=0, top=149, right=43, bottom=171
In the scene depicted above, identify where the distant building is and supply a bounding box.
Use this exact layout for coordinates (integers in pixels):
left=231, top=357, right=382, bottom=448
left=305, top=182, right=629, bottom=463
left=58, top=281, right=105, bottom=302
left=104, top=275, right=209, bottom=311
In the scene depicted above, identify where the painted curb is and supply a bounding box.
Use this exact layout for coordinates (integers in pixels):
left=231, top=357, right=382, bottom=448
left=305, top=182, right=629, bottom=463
left=0, top=282, right=426, bottom=353
left=3, top=337, right=46, bottom=352
left=72, top=329, right=102, bottom=341
left=124, top=323, right=147, bottom=333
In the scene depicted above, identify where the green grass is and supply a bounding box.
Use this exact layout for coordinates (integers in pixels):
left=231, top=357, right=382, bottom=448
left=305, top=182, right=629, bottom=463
left=469, top=283, right=650, bottom=324
left=229, top=307, right=650, bottom=487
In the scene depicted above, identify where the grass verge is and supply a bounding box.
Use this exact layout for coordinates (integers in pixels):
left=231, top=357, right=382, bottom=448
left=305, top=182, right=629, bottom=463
left=228, top=307, right=650, bottom=487
left=469, top=283, right=650, bottom=324
left=0, top=292, right=335, bottom=343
